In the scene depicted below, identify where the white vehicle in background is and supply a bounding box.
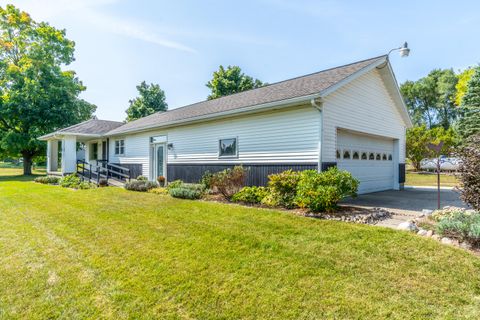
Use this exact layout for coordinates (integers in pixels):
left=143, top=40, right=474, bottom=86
left=420, top=156, right=462, bottom=172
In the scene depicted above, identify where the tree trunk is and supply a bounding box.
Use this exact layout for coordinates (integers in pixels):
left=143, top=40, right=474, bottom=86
left=22, top=153, right=33, bottom=175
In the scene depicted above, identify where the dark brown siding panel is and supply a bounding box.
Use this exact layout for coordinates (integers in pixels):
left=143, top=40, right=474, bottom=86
left=321, top=162, right=337, bottom=171
left=399, top=163, right=406, bottom=183
left=113, top=163, right=143, bottom=179
left=167, top=163, right=318, bottom=186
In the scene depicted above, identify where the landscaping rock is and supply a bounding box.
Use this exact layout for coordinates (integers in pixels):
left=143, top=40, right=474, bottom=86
left=432, top=234, right=441, bottom=241
left=426, top=230, right=434, bottom=237
left=421, top=209, right=433, bottom=217
left=441, top=237, right=454, bottom=245
left=397, top=221, right=418, bottom=232
left=460, top=242, right=472, bottom=250
left=417, top=229, right=428, bottom=236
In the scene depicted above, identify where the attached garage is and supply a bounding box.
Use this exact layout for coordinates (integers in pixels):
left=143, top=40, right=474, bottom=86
left=336, top=130, right=395, bottom=194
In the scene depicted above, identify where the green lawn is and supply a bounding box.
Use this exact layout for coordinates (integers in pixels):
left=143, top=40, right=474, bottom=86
left=1, top=169, right=479, bottom=319
left=406, top=172, right=460, bottom=187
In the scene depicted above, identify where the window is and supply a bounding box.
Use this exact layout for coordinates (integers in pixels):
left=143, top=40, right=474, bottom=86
left=91, top=143, right=98, bottom=160
left=352, top=151, right=360, bottom=160
left=336, top=150, right=341, bottom=159
left=115, top=139, right=125, bottom=156
left=219, top=138, right=237, bottom=157
left=343, top=150, right=351, bottom=159
left=376, top=153, right=381, bottom=160
left=382, top=153, right=387, bottom=161
left=388, top=154, right=393, bottom=161
left=361, top=152, right=368, bottom=160
left=369, top=152, right=375, bottom=160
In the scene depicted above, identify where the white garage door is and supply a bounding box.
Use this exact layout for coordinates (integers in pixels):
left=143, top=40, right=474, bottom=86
left=336, top=130, right=394, bottom=194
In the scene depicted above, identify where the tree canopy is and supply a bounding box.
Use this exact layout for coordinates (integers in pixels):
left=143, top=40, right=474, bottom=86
left=125, top=81, right=168, bottom=122
left=455, top=68, right=475, bottom=106
left=0, top=5, right=96, bottom=174
left=406, top=125, right=458, bottom=171
left=400, top=69, right=458, bottom=129
left=456, top=66, right=480, bottom=140
left=206, top=65, right=265, bottom=100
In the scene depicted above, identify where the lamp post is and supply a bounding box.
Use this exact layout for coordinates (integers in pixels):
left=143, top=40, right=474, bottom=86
left=428, top=141, right=444, bottom=210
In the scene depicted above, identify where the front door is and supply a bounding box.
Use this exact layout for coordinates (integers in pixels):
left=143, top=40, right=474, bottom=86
left=151, top=143, right=166, bottom=180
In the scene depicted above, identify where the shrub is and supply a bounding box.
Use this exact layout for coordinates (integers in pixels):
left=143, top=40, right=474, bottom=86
left=431, top=207, right=467, bottom=222
left=157, top=176, right=166, bottom=187
left=137, top=175, right=148, bottom=181
left=98, top=179, right=108, bottom=187
left=168, top=183, right=204, bottom=200
left=60, top=174, right=82, bottom=188
left=231, top=186, right=269, bottom=204
left=78, top=181, right=97, bottom=190
left=34, top=176, right=60, bottom=185
left=200, top=170, right=214, bottom=190
left=436, top=211, right=480, bottom=246
left=210, top=166, right=246, bottom=199
left=458, top=134, right=480, bottom=210
left=295, top=168, right=359, bottom=212
left=167, top=180, right=183, bottom=190
left=125, top=180, right=157, bottom=192
left=267, top=170, right=301, bottom=208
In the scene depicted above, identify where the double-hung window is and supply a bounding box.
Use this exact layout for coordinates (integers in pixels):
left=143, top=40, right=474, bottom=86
left=115, top=139, right=125, bottom=156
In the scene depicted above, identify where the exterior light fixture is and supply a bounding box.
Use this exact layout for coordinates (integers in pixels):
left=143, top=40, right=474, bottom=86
left=388, top=41, right=410, bottom=58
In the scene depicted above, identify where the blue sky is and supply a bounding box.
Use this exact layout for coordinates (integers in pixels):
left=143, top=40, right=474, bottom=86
left=3, top=0, right=480, bottom=121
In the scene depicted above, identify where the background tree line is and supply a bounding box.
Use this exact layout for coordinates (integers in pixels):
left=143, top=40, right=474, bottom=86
left=401, top=66, right=480, bottom=170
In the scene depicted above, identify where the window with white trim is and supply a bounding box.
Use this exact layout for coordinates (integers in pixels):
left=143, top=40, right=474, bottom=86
left=219, top=138, right=237, bottom=157
left=115, top=139, right=125, bottom=156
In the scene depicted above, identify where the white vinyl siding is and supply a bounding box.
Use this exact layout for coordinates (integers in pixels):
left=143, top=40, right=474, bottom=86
left=322, top=69, right=407, bottom=163
left=109, top=105, right=321, bottom=177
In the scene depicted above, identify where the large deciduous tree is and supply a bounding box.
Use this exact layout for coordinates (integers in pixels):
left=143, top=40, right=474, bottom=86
left=400, top=69, right=458, bottom=129
left=456, top=67, right=480, bottom=140
left=125, top=81, right=168, bottom=122
left=406, top=125, right=458, bottom=171
left=206, top=65, right=265, bottom=100
left=0, top=5, right=96, bottom=175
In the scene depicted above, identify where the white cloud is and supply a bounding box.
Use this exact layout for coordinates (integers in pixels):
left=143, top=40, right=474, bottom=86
left=2, top=0, right=196, bottom=53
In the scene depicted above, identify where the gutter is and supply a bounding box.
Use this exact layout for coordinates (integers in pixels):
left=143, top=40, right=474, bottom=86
left=310, top=98, right=324, bottom=171
left=38, top=132, right=102, bottom=141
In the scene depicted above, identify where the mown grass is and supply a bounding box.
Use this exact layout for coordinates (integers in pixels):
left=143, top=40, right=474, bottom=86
left=406, top=172, right=460, bottom=187
left=0, top=168, right=479, bottom=319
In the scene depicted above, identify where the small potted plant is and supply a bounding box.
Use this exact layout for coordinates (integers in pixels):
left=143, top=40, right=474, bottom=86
left=157, top=175, right=166, bottom=187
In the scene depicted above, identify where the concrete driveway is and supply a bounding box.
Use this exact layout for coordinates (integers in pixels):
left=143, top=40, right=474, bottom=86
left=342, top=187, right=467, bottom=215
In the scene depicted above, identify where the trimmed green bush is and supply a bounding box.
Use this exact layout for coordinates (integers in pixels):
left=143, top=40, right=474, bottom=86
left=436, top=211, right=480, bottom=246
left=267, top=170, right=301, bottom=208
left=232, top=186, right=269, bottom=204
left=34, top=176, right=60, bottom=185
left=125, top=180, right=157, bottom=192
left=168, top=183, right=204, bottom=200
left=167, top=180, right=183, bottom=190
left=60, top=174, right=82, bottom=188
left=200, top=170, right=214, bottom=190
left=78, top=181, right=97, bottom=190
left=295, top=168, right=358, bottom=212
left=137, top=175, right=148, bottom=181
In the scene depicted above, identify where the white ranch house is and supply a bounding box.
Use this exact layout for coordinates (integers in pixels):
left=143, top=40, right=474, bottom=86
left=39, top=56, right=412, bottom=194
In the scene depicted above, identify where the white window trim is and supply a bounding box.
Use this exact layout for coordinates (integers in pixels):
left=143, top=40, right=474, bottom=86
left=218, top=137, right=239, bottom=158
left=114, top=139, right=125, bottom=156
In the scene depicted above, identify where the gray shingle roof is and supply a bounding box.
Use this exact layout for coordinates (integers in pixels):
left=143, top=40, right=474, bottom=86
left=57, top=119, right=124, bottom=135
left=107, top=56, right=386, bottom=135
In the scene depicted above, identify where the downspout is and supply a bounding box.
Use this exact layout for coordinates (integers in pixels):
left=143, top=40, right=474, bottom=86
left=311, top=98, right=324, bottom=172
